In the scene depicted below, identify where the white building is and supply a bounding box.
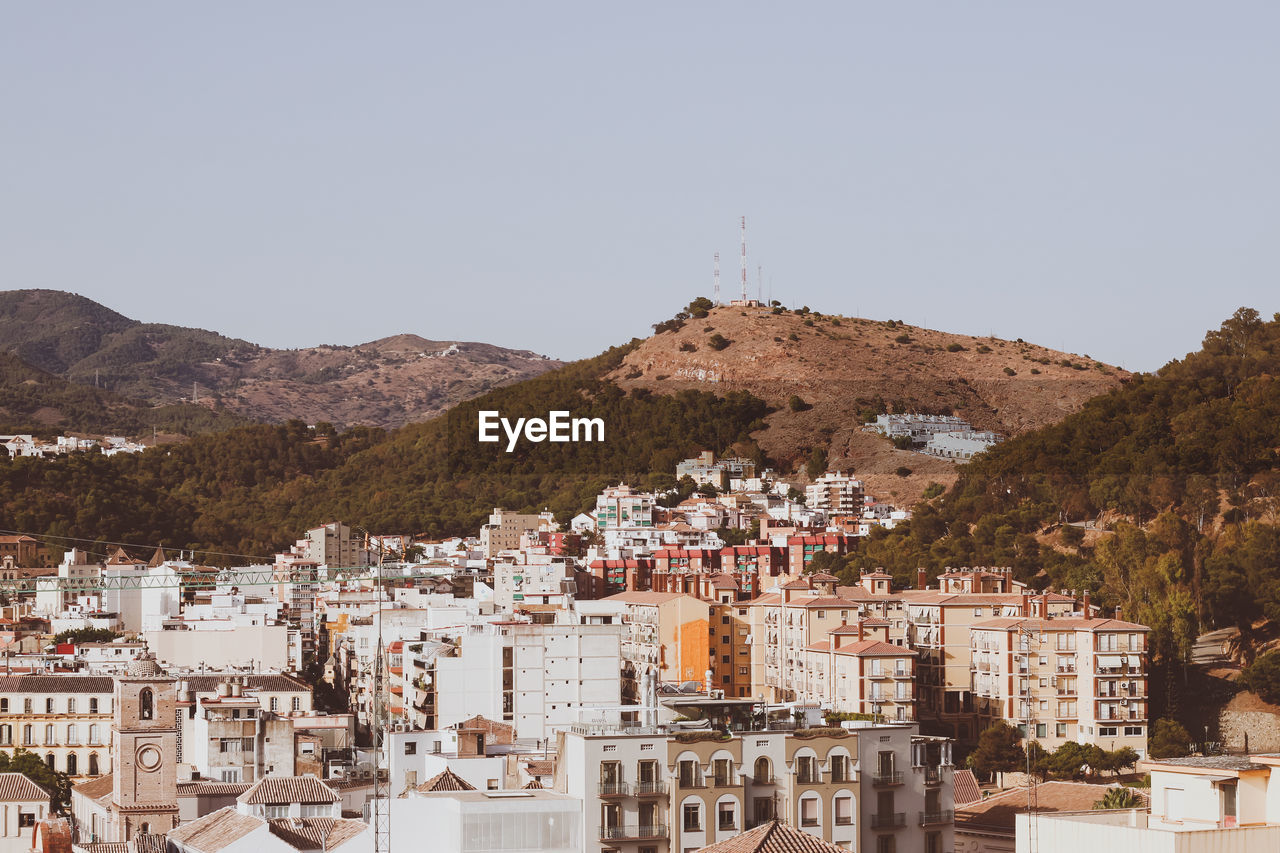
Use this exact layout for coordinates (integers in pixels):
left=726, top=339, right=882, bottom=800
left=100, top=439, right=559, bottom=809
left=924, top=430, right=1004, bottom=460
left=0, top=773, right=50, bottom=853
left=388, top=788, right=581, bottom=853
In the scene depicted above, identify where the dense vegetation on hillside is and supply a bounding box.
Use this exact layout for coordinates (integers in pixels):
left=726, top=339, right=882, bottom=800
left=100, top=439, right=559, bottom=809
left=0, top=342, right=770, bottom=558
left=0, top=352, right=247, bottom=436
left=813, top=308, right=1280, bottom=722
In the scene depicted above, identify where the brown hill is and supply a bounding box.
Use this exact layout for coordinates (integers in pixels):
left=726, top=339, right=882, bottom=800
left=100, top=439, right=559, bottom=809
left=609, top=305, right=1128, bottom=504
left=0, top=290, right=563, bottom=430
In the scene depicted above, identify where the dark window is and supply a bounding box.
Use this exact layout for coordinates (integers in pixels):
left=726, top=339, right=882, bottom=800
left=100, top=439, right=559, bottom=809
left=139, top=689, right=154, bottom=721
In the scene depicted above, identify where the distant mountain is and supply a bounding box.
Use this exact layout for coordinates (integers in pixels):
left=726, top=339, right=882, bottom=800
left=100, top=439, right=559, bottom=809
left=0, top=290, right=564, bottom=429
left=0, top=351, right=247, bottom=438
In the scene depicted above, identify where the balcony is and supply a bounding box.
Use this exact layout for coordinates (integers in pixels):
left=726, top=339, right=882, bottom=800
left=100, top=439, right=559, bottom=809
left=872, top=772, right=904, bottom=787
left=599, top=825, right=669, bottom=841
left=920, top=809, right=954, bottom=826
left=597, top=782, right=629, bottom=797
left=634, top=781, right=667, bottom=796
left=871, top=812, right=906, bottom=829
left=678, top=778, right=707, bottom=789
left=922, top=766, right=944, bottom=786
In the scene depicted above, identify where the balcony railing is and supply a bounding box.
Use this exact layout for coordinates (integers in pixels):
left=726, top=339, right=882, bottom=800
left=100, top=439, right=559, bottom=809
left=597, top=782, right=629, bottom=797
left=872, top=772, right=904, bottom=787
left=920, top=810, right=954, bottom=826
left=599, top=825, right=668, bottom=841
left=871, top=812, right=906, bottom=829
left=922, top=766, right=943, bottom=785
left=678, top=778, right=706, bottom=789
left=634, top=781, right=667, bottom=796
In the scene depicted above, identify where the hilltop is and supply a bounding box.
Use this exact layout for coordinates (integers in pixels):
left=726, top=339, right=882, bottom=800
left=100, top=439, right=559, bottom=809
left=0, top=290, right=563, bottom=429
left=611, top=304, right=1128, bottom=503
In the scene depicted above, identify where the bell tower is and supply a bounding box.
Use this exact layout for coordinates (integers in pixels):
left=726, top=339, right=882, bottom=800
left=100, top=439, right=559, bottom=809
left=109, top=652, right=179, bottom=841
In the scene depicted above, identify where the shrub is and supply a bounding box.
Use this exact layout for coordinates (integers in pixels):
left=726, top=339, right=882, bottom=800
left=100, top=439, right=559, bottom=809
left=708, top=334, right=730, bottom=351
left=1003, top=367, right=1016, bottom=376
left=976, top=344, right=993, bottom=354
left=894, top=334, right=912, bottom=344
left=1148, top=719, right=1192, bottom=759
left=679, top=341, right=698, bottom=352
left=1242, top=650, right=1280, bottom=704
left=788, top=333, right=799, bottom=341
left=788, top=395, right=811, bottom=413
left=1030, top=368, right=1041, bottom=375
left=946, top=343, right=966, bottom=352
left=771, top=306, right=784, bottom=314
left=830, top=318, right=841, bottom=326
left=803, top=319, right=815, bottom=327
left=895, top=466, right=912, bottom=477
left=922, top=482, right=945, bottom=499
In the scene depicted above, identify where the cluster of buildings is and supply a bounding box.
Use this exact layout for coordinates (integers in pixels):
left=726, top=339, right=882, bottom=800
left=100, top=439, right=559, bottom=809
left=869, top=415, right=1004, bottom=461
left=0, top=435, right=147, bottom=460
left=0, top=450, right=1245, bottom=853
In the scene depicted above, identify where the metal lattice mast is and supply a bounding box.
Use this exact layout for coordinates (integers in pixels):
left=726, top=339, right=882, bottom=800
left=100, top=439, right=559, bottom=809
left=713, top=252, right=720, bottom=305
left=740, top=216, right=748, bottom=302
left=370, top=558, right=390, bottom=853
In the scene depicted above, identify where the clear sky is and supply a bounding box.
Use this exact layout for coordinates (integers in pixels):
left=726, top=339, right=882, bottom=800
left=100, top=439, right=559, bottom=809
left=3, top=3, right=1277, bottom=372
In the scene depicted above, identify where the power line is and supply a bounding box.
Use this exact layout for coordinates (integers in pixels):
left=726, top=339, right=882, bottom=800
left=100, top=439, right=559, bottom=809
left=0, top=528, right=278, bottom=564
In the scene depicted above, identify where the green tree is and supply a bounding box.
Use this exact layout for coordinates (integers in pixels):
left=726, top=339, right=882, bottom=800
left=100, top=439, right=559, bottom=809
left=1094, top=787, right=1143, bottom=810
left=805, top=448, right=828, bottom=480
left=1148, top=719, right=1192, bottom=759
left=1241, top=650, right=1280, bottom=704
left=52, top=627, right=122, bottom=645
left=967, top=722, right=1024, bottom=785
left=0, top=750, right=65, bottom=810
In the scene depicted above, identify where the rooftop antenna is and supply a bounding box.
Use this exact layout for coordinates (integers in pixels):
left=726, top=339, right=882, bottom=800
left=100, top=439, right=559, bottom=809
left=713, top=252, right=721, bottom=305
left=740, top=216, right=748, bottom=303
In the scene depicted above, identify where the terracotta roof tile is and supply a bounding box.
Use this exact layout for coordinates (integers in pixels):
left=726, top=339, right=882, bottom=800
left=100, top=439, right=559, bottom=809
left=0, top=675, right=114, bottom=694
left=697, top=819, right=850, bottom=852
left=166, top=807, right=262, bottom=853
left=238, top=775, right=339, bottom=806
left=951, top=769, right=981, bottom=806
left=267, top=818, right=367, bottom=851
left=72, top=773, right=114, bottom=804
left=956, top=782, right=1149, bottom=834
left=416, top=768, right=476, bottom=793
left=0, top=773, right=49, bottom=801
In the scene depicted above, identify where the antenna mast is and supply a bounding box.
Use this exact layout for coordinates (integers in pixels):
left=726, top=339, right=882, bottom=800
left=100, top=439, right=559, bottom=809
left=757, top=265, right=763, bottom=303
left=713, top=252, right=721, bottom=305
left=740, top=216, right=748, bottom=303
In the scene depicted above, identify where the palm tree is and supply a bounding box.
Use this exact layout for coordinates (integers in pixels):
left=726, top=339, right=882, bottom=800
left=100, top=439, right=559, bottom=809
left=1094, top=787, right=1143, bottom=810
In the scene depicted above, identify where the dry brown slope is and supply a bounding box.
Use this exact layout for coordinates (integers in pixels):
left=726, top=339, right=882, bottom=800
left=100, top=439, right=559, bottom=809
left=610, top=306, right=1128, bottom=505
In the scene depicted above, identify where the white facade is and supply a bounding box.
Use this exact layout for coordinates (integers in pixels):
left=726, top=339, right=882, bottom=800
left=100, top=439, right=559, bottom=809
left=388, top=789, right=581, bottom=853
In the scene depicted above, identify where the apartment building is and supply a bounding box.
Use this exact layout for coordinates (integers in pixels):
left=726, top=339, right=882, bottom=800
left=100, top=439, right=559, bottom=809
left=577, top=593, right=712, bottom=700
left=480, top=509, right=557, bottom=558
left=596, top=486, right=656, bottom=530
left=970, top=615, right=1150, bottom=755
left=800, top=629, right=918, bottom=722
left=492, top=550, right=577, bottom=610
left=786, top=535, right=857, bottom=575
left=805, top=473, right=864, bottom=516
left=905, top=592, right=1076, bottom=740
left=0, top=675, right=114, bottom=778
left=556, top=717, right=954, bottom=853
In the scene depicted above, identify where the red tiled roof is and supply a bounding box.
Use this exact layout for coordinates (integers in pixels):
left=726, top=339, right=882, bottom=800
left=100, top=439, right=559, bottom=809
left=166, top=807, right=262, bottom=853
left=696, top=819, right=850, bottom=852
left=416, top=768, right=475, bottom=792
left=267, top=818, right=367, bottom=851
left=238, top=775, right=339, bottom=806
left=956, top=781, right=1150, bottom=834
left=0, top=773, right=49, bottom=801
left=952, top=769, right=981, bottom=806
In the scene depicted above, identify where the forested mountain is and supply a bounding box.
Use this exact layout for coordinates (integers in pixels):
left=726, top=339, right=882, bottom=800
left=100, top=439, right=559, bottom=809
left=0, top=351, right=246, bottom=437
left=808, top=308, right=1280, bottom=721
left=0, top=290, right=562, bottom=428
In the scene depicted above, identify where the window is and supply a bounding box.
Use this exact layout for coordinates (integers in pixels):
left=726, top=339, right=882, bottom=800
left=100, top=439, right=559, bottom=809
left=17, top=813, right=34, bottom=828
left=22, top=725, right=32, bottom=745
left=264, top=805, right=289, bottom=819
left=67, top=699, right=76, bottom=714
left=830, top=753, right=849, bottom=783
left=1036, top=723, right=1046, bottom=738
left=291, top=697, right=301, bottom=711
left=717, top=801, right=736, bottom=830
left=679, top=759, right=699, bottom=788
left=89, top=698, right=98, bottom=714
left=89, top=753, right=99, bottom=775
left=973, top=608, right=982, bottom=617
left=682, top=803, right=701, bottom=831
left=835, top=796, right=853, bottom=825
left=23, top=699, right=31, bottom=714
left=753, top=757, right=772, bottom=783
left=139, top=689, right=153, bottom=721
left=0, top=699, right=6, bottom=713
left=67, top=724, right=78, bottom=745
left=270, top=697, right=279, bottom=712
left=0, top=725, right=9, bottom=745
left=1099, top=726, right=1118, bottom=737
left=1056, top=723, right=1067, bottom=738
left=876, top=833, right=896, bottom=853
left=44, top=754, right=54, bottom=769
left=404, top=742, right=416, bottom=755
left=45, top=724, right=54, bottom=745
left=66, top=753, right=77, bottom=775
left=800, top=796, right=818, bottom=827
left=796, top=755, right=817, bottom=784
left=89, top=724, right=100, bottom=744
left=712, top=758, right=732, bottom=787
left=753, top=797, right=775, bottom=826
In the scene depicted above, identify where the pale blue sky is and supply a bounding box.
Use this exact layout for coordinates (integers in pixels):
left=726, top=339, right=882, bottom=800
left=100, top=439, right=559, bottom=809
left=3, top=3, right=1277, bottom=371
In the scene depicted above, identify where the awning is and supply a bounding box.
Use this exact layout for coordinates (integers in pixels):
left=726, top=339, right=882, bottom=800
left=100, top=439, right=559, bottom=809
left=1097, top=655, right=1124, bottom=667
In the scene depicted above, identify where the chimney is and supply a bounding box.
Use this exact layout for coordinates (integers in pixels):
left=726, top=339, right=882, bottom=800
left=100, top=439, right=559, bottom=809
left=1114, top=605, right=1122, bottom=622
left=917, top=567, right=927, bottom=590
left=857, top=621, right=864, bottom=642
left=1083, top=589, right=1091, bottom=618
left=1021, top=593, right=1029, bottom=616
